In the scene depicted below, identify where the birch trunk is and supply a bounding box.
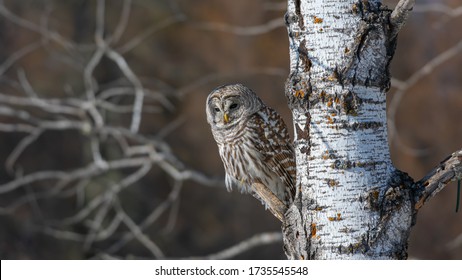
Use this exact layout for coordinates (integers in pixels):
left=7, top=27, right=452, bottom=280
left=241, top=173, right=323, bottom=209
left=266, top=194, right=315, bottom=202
left=282, top=0, right=415, bottom=259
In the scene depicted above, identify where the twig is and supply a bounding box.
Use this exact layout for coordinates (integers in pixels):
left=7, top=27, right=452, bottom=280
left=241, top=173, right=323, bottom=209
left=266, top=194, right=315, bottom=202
left=95, top=0, right=106, bottom=42
left=0, top=41, right=42, bottom=76
left=83, top=48, right=105, bottom=102
left=0, top=92, right=83, bottom=117
left=113, top=198, right=165, bottom=259
left=84, top=195, right=113, bottom=249
left=193, top=18, right=284, bottom=36
left=0, top=0, right=76, bottom=51
left=177, top=67, right=286, bottom=97
left=107, top=0, right=132, bottom=44
left=388, top=39, right=462, bottom=155
left=6, top=128, right=43, bottom=174
left=117, top=17, right=183, bottom=54
left=106, top=180, right=182, bottom=254
left=40, top=227, right=85, bottom=242
left=0, top=170, right=68, bottom=195
left=58, top=163, right=152, bottom=226
left=104, top=47, right=145, bottom=133
left=413, top=3, right=462, bottom=18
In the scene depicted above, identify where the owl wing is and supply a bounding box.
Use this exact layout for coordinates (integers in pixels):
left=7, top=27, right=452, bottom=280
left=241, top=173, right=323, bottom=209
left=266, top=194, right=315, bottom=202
left=251, top=107, right=296, bottom=202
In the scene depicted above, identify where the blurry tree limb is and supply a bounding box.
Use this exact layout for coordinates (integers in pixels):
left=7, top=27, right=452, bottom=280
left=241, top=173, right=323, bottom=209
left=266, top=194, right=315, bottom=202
left=413, top=3, right=462, bottom=18
left=446, top=232, right=462, bottom=251
left=113, top=197, right=165, bottom=259
left=194, top=18, right=284, bottom=36
left=188, top=232, right=282, bottom=260
left=388, top=39, right=462, bottom=156
left=106, top=180, right=182, bottom=254
left=118, top=17, right=185, bottom=54
left=0, top=42, right=42, bottom=76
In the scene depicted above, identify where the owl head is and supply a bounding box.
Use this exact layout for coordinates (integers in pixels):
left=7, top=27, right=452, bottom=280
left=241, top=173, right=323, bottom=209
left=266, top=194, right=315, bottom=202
left=206, top=84, right=263, bottom=129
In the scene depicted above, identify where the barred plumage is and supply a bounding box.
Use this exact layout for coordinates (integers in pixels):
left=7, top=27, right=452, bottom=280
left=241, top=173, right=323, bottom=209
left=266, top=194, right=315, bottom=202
left=206, top=84, right=296, bottom=207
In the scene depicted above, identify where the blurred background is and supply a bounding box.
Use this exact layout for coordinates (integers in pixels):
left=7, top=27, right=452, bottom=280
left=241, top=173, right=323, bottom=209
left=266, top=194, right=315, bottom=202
left=0, top=0, right=461, bottom=259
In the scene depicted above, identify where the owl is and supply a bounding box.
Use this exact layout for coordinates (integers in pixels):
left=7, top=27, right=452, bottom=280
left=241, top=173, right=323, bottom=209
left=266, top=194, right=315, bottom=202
left=206, top=83, right=296, bottom=210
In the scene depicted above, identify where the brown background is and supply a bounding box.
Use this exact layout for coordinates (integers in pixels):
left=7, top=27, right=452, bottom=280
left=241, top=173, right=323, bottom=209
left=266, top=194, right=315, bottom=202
left=0, top=0, right=461, bottom=259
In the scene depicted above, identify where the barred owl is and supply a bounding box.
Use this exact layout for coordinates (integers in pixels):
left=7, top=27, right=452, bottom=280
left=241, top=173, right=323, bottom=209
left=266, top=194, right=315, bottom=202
left=206, top=84, right=296, bottom=208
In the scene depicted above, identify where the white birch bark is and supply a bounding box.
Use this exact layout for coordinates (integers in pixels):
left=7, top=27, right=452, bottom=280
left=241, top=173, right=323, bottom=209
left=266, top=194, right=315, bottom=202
left=282, top=0, right=416, bottom=259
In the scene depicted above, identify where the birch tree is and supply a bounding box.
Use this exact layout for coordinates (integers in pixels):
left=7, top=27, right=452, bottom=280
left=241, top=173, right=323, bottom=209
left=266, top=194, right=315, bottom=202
left=280, top=0, right=462, bottom=259
left=0, top=0, right=460, bottom=260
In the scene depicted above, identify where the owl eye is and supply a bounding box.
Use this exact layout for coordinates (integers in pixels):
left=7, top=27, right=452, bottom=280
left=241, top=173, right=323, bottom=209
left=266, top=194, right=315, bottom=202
left=229, top=103, right=238, bottom=110
left=214, top=107, right=220, bottom=112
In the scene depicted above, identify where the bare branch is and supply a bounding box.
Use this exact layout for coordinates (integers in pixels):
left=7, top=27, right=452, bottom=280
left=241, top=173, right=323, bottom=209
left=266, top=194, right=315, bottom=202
left=188, top=232, right=282, bottom=259
left=104, top=47, right=145, bottom=133
left=58, top=163, right=152, bottom=226
left=90, top=136, right=108, bottom=170
left=0, top=156, right=153, bottom=195
left=95, top=0, right=106, bottom=42
left=106, top=180, right=182, bottom=254
left=414, top=3, right=462, bottom=18
left=0, top=92, right=83, bottom=117
left=117, top=17, right=183, bottom=54
left=157, top=160, right=223, bottom=187
left=177, top=67, right=286, bottom=97
left=252, top=183, right=286, bottom=222
left=6, top=128, right=43, bottom=174
left=413, top=3, right=462, bottom=28
left=40, top=227, right=86, bottom=242
left=0, top=41, right=42, bottom=76
left=107, top=0, right=132, bottom=44
left=388, top=39, right=462, bottom=154
left=415, top=149, right=462, bottom=210
left=0, top=0, right=80, bottom=51
left=83, top=48, right=105, bottom=102
left=0, top=123, right=36, bottom=133
left=193, top=18, right=284, bottom=36
left=390, top=0, right=415, bottom=38
left=114, top=198, right=165, bottom=259
left=83, top=195, right=113, bottom=249
left=0, top=170, right=68, bottom=195
left=446, top=232, right=462, bottom=251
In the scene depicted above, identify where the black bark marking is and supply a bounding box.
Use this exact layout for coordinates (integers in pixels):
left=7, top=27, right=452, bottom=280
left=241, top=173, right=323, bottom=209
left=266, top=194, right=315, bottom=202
left=342, top=90, right=361, bottom=115
left=298, top=39, right=312, bottom=72
left=336, top=121, right=383, bottom=131
left=294, top=0, right=304, bottom=29
left=331, top=159, right=379, bottom=170
left=285, top=72, right=311, bottom=111
left=295, top=123, right=308, bottom=142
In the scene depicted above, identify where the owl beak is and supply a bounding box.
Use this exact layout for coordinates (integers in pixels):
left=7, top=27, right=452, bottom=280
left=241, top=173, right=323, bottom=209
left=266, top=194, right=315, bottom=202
left=223, top=113, right=230, bottom=124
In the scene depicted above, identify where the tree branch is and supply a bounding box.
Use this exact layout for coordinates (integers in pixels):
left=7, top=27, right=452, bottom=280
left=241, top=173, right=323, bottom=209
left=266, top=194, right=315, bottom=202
left=390, top=0, right=415, bottom=38
left=252, top=182, right=287, bottom=222
left=414, top=148, right=462, bottom=210
left=193, top=18, right=284, bottom=36
left=188, top=232, right=282, bottom=260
